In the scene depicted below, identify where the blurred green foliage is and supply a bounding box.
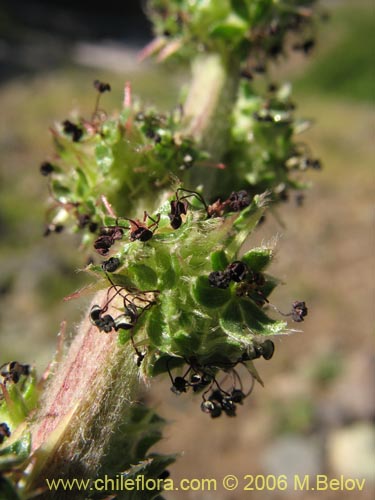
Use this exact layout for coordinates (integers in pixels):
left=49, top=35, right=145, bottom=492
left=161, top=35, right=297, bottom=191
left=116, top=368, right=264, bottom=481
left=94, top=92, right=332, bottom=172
left=294, top=2, right=374, bottom=102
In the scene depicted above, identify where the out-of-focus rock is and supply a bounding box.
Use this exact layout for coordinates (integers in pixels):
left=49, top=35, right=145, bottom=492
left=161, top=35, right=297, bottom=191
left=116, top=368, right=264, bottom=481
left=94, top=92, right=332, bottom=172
left=327, top=423, right=375, bottom=481
left=262, top=434, right=324, bottom=484
left=319, top=352, right=375, bottom=425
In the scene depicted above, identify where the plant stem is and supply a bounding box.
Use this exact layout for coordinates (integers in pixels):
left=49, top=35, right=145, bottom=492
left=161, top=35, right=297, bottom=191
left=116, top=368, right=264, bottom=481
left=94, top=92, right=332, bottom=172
left=27, top=291, right=140, bottom=495
left=27, top=54, right=242, bottom=492
left=184, top=53, right=241, bottom=195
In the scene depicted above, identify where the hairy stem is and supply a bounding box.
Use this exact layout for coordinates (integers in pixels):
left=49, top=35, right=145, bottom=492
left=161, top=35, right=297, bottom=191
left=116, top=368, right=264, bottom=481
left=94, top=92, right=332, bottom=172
left=27, top=54, right=242, bottom=490
left=27, top=291, right=140, bottom=495
left=184, top=53, right=241, bottom=194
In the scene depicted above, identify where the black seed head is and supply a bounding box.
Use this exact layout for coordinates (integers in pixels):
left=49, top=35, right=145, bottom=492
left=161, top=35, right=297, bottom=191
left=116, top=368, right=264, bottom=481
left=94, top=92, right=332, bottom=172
left=260, top=339, right=275, bottom=360
left=130, top=227, right=153, bottom=242
left=114, top=318, right=133, bottom=331
left=231, top=389, right=245, bottom=404
left=90, top=305, right=102, bottom=323
left=40, top=161, right=54, bottom=176
left=171, top=199, right=188, bottom=217
left=227, top=190, right=250, bottom=211
left=201, top=400, right=222, bottom=418
left=0, top=423, right=11, bottom=444
left=227, top=261, right=248, bottom=282
left=291, top=300, right=308, bottom=322
left=62, top=120, right=83, bottom=142
left=93, top=80, right=111, bottom=93
left=209, top=390, right=224, bottom=403
left=251, top=345, right=263, bottom=360
left=171, top=376, right=188, bottom=394
left=158, top=470, right=170, bottom=480
left=102, top=257, right=121, bottom=273
left=99, top=314, right=116, bottom=333
left=311, top=159, right=322, bottom=170
left=77, top=213, right=91, bottom=229
left=124, top=303, right=139, bottom=323
left=190, top=373, right=202, bottom=385
left=201, top=400, right=215, bottom=414
left=169, top=213, right=182, bottom=229
left=208, top=271, right=231, bottom=289
left=221, top=397, right=237, bottom=416
left=94, top=236, right=112, bottom=255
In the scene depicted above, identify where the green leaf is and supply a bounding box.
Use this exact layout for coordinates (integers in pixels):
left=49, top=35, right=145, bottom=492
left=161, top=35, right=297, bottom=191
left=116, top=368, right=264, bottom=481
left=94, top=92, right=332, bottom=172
left=75, top=168, right=89, bottom=197
left=240, top=299, right=287, bottom=336
left=230, top=0, right=250, bottom=21
left=209, top=13, right=248, bottom=41
left=0, top=432, right=31, bottom=471
left=210, top=22, right=247, bottom=40
left=241, top=247, right=273, bottom=271
left=171, top=330, right=200, bottom=356
left=220, top=300, right=249, bottom=342
left=150, top=355, right=184, bottom=377
left=128, top=264, right=158, bottom=289
left=146, top=307, right=165, bottom=348
left=244, top=360, right=264, bottom=386
left=155, top=248, right=176, bottom=289
left=95, top=144, right=114, bottom=173
left=249, top=0, right=272, bottom=24
left=0, top=475, right=21, bottom=500
left=260, top=274, right=279, bottom=299
left=51, top=180, right=70, bottom=200
left=233, top=193, right=267, bottom=231
left=101, top=119, right=120, bottom=145
left=192, top=276, right=231, bottom=309
left=117, top=329, right=132, bottom=345
left=210, top=250, right=229, bottom=271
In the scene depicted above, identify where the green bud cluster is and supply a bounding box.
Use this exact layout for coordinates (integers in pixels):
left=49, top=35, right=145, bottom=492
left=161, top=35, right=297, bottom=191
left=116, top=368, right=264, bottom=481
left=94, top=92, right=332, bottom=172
left=42, top=101, right=208, bottom=246
left=90, top=194, right=288, bottom=374
left=1, top=0, right=324, bottom=493
left=226, top=79, right=321, bottom=198
left=147, top=0, right=319, bottom=63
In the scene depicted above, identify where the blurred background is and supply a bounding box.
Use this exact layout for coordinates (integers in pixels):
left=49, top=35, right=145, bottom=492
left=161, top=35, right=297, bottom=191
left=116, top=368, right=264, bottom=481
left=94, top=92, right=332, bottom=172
left=0, top=0, right=373, bottom=498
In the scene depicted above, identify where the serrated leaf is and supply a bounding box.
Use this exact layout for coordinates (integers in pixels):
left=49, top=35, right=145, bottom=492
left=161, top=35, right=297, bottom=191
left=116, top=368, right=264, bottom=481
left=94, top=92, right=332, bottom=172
left=240, top=299, right=287, bottom=336
left=233, top=193, right=267, bottom=232
left=150, top=355, right=184, bottom=377
left=220, top=300, right=248, bottom=340
left=241, top=247, right=272, bottom=271
left=128, top=264, right=158, bottom=289
left=210, top=250, right=229, bottom=271
left=155, top=248, right=175, bottom=289
left=259, top=274, right=279, bottom=299
left=146, top=307, right=166, bottom=348
left=220, top=300, right=244, bottom=335
left=171, top=330, right=200, bottom=355
left=192, top=276, right=231, bottom=308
